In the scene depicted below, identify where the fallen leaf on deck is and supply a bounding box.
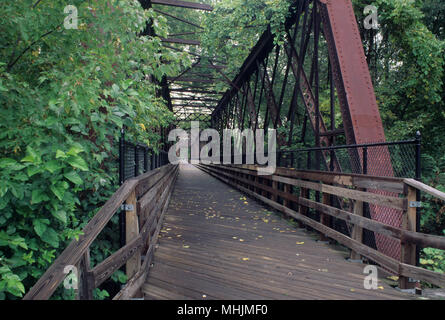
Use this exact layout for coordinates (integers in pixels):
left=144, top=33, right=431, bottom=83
left=296, top=242, right=305, bottom=245
left=242, top=257, right=250, bottom=261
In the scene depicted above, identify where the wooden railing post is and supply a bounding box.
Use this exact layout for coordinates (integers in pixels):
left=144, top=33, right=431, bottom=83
left=320, top=192, right=331, bottom=242
left=283, top=184, right=290, bottom=207
left=271, top=180, right=278, bottom=202
left=350, top=200, right=364, bottom=260
left=77, top=249, right=94, bottom=300
left=298, top=188, right=308, bottom=228
left=125, top=190, right=142, bottom=297
left=399, top=185, right=417, bottom=289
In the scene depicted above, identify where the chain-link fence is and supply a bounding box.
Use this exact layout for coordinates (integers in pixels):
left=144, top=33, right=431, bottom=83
left=276, top=136, right=421, bottom=262
left=118, top=129, right=170, bottom=247
left=119, top=136, right=169, bottom=184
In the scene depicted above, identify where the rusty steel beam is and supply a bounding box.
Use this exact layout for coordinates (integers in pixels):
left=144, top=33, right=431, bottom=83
left=319, top=0, right=398, bottom=262
left=319, top=0, right=386, bottom=146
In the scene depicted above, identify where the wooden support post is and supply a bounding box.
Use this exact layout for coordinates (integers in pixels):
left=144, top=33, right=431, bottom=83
left=272, top=180, right=278, bottom=202
left=283, top=184, right=290, bottom=207
left=350, top=200, right=364, bottom=260
left=320, top=192, right=331, bottom=242
left=399, top=186, right=417, bottom=289
left=77, top=249, right=94, bottom=300
left=298, top=188, right=308, bottom=228
left=125, top=190, right=142, bottom=297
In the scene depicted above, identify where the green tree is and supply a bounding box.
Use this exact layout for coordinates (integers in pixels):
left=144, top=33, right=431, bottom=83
left=0, top=0, right=190, bottom=299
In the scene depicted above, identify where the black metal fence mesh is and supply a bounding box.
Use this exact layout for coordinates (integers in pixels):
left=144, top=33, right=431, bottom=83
left=277, top=141, right=418, bottom=260
left=120, top=140, right=170, bottom=183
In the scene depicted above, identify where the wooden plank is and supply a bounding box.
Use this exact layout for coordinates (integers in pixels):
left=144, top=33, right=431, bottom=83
left=228, top=164, right=405, bottom=193
left=77, top=249, right=94, bottom=300
left=199, top=165, right=445, bottom=288
left=404, top=178, right=445, bottom=201
left=210, top=164, right=406, bottom=210
left=92, top=234, right=144, bottom=288
left=320, top=192, right=331, bottom=242
left=271, top=174, right=405, bottom=210
left=126, top=190, right=141, bottom=282
left=139, top=165, right=176, bottom=217
left=199, top=165, right=445, bottom=250
left=113, top=167, right=179, bottom=299
left=271, top=180, right=278, bottom=202
left=135, top=164, right=173, bottom=198
left=283, top=184, right=290, bottom=207
left=197, top=165, right=400, bottom=273
left=23, top=179, right=138, bottom=300
left=151, top=0, right=213, bottom=11
left=399, top=186, right=417, bottom=289
left=350, top=200, right=363, bottom=260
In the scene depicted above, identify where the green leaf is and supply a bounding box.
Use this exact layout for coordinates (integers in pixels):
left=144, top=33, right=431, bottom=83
left=27, top=165, right=42, bottom=177
left=56, top=150, right=67, bottom=159
left=67, top=155, right=88, bottom=171
left=31, top=189, right=48, bottom=204
left=50, top=183, right=65, bottom=201
left=0, top=158, right=17, bottom=168
left=64, top=171, right=83, bottom=185
left=45, top=160, right=61, bottom=173
left=40, top=228, right=59, bottom=248
left=66, top=144, right=85, bottom=156
left=33, top=219, right=48, bottom=238
left=52, top=210, right=67, bottom=224
left=22, top=146, right=40, bottom=164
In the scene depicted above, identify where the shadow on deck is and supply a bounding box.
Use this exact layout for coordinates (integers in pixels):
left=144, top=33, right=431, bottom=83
left=143, top=164, right=412, bottom=300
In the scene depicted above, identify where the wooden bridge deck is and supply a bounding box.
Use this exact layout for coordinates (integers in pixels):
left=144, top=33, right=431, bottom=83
left=143, top=164, right=412, bottom=300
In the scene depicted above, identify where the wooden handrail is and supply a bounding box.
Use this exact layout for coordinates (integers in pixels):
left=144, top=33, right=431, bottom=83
left=24, top=164, right=178, bottom=300
left=404, top=178, right=445, bottom=201
left=197, top=164, right=445, bottom=289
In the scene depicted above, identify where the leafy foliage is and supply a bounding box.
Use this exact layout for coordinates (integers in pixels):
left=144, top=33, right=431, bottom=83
left=0, top=0, right=190, bottom=299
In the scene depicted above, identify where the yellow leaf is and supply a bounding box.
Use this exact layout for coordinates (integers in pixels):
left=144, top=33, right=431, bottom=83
left=183, top=245, right=190, bottom=249
left=242, top=257, right=250, bottom=261
left=296, top=242, right=305, bottom=245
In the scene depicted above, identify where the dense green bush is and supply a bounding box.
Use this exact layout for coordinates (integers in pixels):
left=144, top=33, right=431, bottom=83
left=0, top=0, right=190, bottom=299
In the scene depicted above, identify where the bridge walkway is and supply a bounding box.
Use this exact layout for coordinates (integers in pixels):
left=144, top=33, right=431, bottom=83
left=143, top=164, right=411, bottom=300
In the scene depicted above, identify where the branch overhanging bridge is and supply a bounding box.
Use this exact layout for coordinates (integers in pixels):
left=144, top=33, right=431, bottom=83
left=24, top=0, right=445, bottom=300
